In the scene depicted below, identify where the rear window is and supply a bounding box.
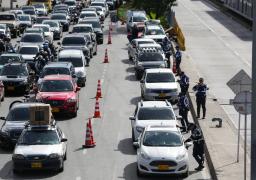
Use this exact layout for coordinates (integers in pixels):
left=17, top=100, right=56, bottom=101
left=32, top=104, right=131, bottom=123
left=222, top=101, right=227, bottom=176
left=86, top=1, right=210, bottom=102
left=21, top=34, right=44, bottom=43
left=19, top=47, right=38, bottom=54
left=0, top=15, right=15, bottom=21
left=58, top=57, right=83, bottom=67
left=42, top=67, right=70, bottom=77
left=62, top=37, right=86, bottom=45
left=138, top=107, right=175, bottom=120
left=7, top=107, right=30, bottom=121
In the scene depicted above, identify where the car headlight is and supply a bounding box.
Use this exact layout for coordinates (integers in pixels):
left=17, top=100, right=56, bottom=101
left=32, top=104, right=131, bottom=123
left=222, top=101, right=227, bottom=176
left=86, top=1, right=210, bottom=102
left=136, top=126, right=144, bottom=133
left=76, top=71, right=85, bottom=78
left=49, top=153, right=60, bottom=159
left=140, top=151, right=151, bottom=160
left=12, top=154, right=25, bottom=160
left=67, top=98, right=76, bottom=103
left=176, top=153, right=186, bottom=161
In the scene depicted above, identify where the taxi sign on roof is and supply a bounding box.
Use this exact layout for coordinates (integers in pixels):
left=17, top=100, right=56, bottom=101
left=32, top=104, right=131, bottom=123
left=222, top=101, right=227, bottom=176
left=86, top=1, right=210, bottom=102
left=29, top=104, right=53, bottom=125
left=227, top=69, right=251, bottom=94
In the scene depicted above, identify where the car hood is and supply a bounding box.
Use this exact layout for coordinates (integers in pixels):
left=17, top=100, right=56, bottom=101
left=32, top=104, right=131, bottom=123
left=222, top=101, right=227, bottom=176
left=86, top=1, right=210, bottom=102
left=19, top=21, right=31, bottom=25
left=136, top=120, right=177, bottom=128
left=21, top=54, right=35, bottom=61
left=0, top=76, right=27, bottom=81
left=142, top=145, right=186, bottom=159
left=14, top=144, right=63, bottom=156
left=37, top=91, right=75, bottom=100
left=145, top=82, right=178, bottom=89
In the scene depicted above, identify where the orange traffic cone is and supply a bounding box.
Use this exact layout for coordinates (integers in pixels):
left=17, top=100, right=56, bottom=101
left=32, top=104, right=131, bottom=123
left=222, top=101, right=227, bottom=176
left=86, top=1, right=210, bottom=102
left=95, top=80, right=102, bottom=98
left=88, top=118, right=95, bottom=143
left=93, top=97, right=101, bottom=118
left=172, top=59, right=177, bottom=73
left=103, top=48, right=109, bottom=63
left=82, top=122, right=96, bottom=148
left=107, top=30, right=112, bottom=44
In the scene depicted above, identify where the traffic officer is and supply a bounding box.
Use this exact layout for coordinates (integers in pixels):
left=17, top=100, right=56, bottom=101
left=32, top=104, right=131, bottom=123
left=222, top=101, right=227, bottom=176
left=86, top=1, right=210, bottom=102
left=175, top=46, right=182, bottom=75
left=177, top=92, right=190, bottom=132
left=178, top=71, right=189, bottom=94
left=185, top=123, right=205, bottom=171
left=131, top=24, right=139, bottom=41
left=192, top=78, right=209, bottom=119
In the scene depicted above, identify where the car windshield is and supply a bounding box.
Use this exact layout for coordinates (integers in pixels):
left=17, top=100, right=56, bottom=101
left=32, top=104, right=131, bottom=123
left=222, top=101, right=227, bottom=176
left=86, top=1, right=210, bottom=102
left=58, top=57, right=83, bottom=67
left=43, top=68, right=70, bottom=76
left=143, top=131, right=182, bottom=147
left=72, top=26, right=92, bottom=33
left=7, top=107, right=30, bottom=121
left=0, top=55, right=21, bottom=65
left=62, top=37, right=85, bottom=45
left=0, top=65, right=28, bottom=76
left=21, top=34, right=44, bottom=43
left=51, top=14, right=66, bottom=20
left=34, top=26, right=49, bottom=32
left=43, top=21, right=58, bottom=27
left=25, top=29, right=42, bottom=33
left=138, top=108, right=175, bottom=120
left=138, top=53, right=163, bottom=62
left=91, top=3, right=103, bottom=7
left=133, top=16, right=146, bottom=22
left=40, top=80, right=73, bottom=92
left=24, top=10, right=36, bottom=15
left=34, top=4, right=44, bottom=8
left=80, top=13, right=96, bottom=18
left=36, top=17, right=49, bottom=24
left=146, top=73, right=175, bottom=83
left=0, top=15, right=15, bottom=20
left=146, top=29, right=165, bottom=35
left=18, top=15, right=30, bottom=21
left=65, top=1, right=75, bottom=5
left=18, top=130, right=59, bottom=145
left=83, top=21, right=101, bottom=28
left=19, top=47, right=38, bottom=54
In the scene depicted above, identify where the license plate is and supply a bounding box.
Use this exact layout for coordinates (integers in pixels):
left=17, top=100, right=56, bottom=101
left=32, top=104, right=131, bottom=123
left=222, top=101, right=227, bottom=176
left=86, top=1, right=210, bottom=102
left=158, top=165, right=169, bottom=170
left=31, top=162, right=42, bottom=168
left=52, top=107, right=59, bottom=113
left=159, top=93, right=166, bottom=98
left=7, top=86, right=14, bottom=90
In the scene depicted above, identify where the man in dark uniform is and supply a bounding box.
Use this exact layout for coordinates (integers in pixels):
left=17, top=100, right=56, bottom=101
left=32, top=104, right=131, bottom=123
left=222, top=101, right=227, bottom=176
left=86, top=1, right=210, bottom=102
left=178, top=71, right=189, bottom=94
left=185, top=123, right=205, bottom=171
left=193, top=78, right=209, bottom=119
left=175, top=46, right=182, bottom=75
left=131, top=24, right=139, bottom=41
left=177, top=92, right=190, bottom=132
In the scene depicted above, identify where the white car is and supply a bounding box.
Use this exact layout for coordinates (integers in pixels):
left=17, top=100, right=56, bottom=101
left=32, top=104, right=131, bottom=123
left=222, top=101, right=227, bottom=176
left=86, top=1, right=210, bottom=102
left=12, top=123, right=67, bottom=173
left=90, top=1, right=109, bottom=16
left=128, top=38, right=156, bottom=60
left=33, top=24, right=53, bottom=43
left=33, top=3, right=48, bottom=16
left=134, top=125, right=190, bottom=177
left=130, top=100, right=178, bottom=142
left=143, top=24, right=166, bottom=44
left=140, top=68, right=178, bottom=103
left=79, top=12, right=99, bottom=22
left=89, top=6, right=105, bottom=21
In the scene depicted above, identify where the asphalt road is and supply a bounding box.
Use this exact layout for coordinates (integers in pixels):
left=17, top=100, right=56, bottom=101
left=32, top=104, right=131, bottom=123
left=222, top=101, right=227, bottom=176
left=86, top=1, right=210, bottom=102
left=0, top=10, right=211, bottom=180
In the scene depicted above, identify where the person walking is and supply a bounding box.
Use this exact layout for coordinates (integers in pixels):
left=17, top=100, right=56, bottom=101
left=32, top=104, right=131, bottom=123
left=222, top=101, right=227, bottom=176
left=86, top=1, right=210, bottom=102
left=185, top=123, right=205, bottom=171
left=175, top=46, right=182, bottom=75
left=193, top=78, right=209, bottom=119
left=178, top=71, right=189, bottom=94
left=177, top=92, right=190, bottom=132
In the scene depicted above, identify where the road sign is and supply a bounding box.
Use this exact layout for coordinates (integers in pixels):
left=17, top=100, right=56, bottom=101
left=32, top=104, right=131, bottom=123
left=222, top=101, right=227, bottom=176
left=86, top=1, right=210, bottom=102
left=227, top=69, right=251, bottom=94
left=233, top=91, right=251, bottom=115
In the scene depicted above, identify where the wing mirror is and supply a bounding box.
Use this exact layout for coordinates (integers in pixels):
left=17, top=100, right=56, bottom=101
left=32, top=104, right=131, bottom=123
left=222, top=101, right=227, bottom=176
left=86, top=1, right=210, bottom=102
left=140, top=80, right=144, bottom=83
left=185, top=142, right=192, bottom=149
left=57, top=42, right=61, bottom=45
left=61, top=138, right=68, bottom=142
left=76, top=87, right=81, bottom=92
left=0, top=117, right=6, bottom=120
left=129, top=116, right=135, bottom=120
left=133, top=142, right=140, bottom=148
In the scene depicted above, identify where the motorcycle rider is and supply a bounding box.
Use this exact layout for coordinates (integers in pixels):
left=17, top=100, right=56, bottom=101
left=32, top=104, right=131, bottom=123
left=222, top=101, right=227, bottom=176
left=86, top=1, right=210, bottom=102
left=42, top=41, right=52, bottom=61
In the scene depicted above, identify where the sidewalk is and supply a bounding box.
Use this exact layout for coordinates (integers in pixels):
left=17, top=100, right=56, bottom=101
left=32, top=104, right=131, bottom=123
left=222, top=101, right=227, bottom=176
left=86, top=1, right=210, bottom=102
left=182, top=53, right=250, bottom=180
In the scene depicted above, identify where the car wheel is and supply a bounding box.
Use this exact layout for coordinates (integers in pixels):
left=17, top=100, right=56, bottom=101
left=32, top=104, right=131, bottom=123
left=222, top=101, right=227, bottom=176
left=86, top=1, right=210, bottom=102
left=136, top=166, right=144, bottom=177
left=64, top=152, right=67, bottom=161
left=181, top=170, right=189, bottom=178
left=132, top=130, right=135, bottom=142
left=1, top=91, right=4, bottom=102
left=141, top=91, right=144, bottom=100
left=58, top=165, right=64, bottom=172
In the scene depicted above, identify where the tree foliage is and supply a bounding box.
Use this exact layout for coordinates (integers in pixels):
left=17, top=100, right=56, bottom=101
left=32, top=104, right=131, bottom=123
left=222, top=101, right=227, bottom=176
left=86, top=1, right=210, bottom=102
left=132, top=0, right=176, bottom=19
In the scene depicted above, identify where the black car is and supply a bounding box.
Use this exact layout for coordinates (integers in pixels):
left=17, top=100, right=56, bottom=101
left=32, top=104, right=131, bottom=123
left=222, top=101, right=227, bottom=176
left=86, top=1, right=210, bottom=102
left=51, top=13, right=70, bottom=32
left=79, top=18, right=103, bottom=44
left=0, top=103, right=43, bottom=149
left=0, top=63, right=33, bottom=94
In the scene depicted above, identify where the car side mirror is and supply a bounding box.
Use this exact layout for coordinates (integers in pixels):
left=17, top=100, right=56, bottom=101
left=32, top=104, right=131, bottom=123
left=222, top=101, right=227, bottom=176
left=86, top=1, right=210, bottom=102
left=29, top=72, right=34, bottom=76
left=61, top=138, right=68, bottom=142
left=76, top=87, right=81, bottom=92
left=140, top=80, right=144, bottom=83
left=69, top=31, right=72, bottom=34
left=129, top=116, right=135, bottom=120
left=0, top=117, right=6, bottom=120
left=185, top=142, right=192, bottom=149
left=57, top=42, right=61, bottom=45
left=133, top=142, right=140, bottom=148
left=17, top=40, right=20, bottom=43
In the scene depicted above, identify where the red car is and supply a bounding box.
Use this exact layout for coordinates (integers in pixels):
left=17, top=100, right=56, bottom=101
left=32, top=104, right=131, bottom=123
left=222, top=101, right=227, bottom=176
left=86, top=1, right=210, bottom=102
left=0, top=80, right=4, bottom=102
left=36, top=75, right=80, bottom=117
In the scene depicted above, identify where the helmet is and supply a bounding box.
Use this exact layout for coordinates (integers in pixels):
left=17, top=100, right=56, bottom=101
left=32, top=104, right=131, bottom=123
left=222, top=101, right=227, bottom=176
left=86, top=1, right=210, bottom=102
left=180, top=71, right=184, bottom=76
left=199, top=77, right=204, bottom=83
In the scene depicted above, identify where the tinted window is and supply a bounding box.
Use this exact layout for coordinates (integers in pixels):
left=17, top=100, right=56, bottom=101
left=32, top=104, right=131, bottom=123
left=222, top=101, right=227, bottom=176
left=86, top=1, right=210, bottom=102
left=80, top=13, right=96, bottom=18
left=21, top=34, right=44, bottom=43
left=138, top=53, right=163, bottom=62
left=19, top=47, right=38, bottom=54
left=137, top=108, right=175, bottom=120
left=23, top=10, right=36, bottom=15
left=51, top=14, right=66, bottom=20
left=146, top=73, right=175, bottom=83
left=83, top=21, right=101, bottom=28
left=18, top=15, right=30, bottom=21
left=0, top=55, right=21, bottom=65
left=40, top=80, right=73, bottom=92
left=0, top=65, right=28, bottom=76
left=7, top=107, right=29, bottom=121
left=62, top=37, right=85, bottom=45
left=72, top=26, right=92, bottom=33
left=36, top=17, right=49, bottom=24
left=34, top=4, right=44, bottom=8
left=91, top=3, right=104, bottom=7
left=146, top=28, right=164, bottom=35
left=18, top=130, right=59, bottom=145
left=0, top=25, right=5, bottom=29
left=0, top=15, right=15, bottom=20
left=64, top=1, right=76, bottom=5
left=133, top=16, right=146, bottom=22
left=143, top=131, right=182, bottom=147
left=34, top=26, right=49, bottom=32
left=58, top=57, right=83, bottom=67
left=43, top=21, right=58, bottom=27
left=43, top=67, right=70, bottom=76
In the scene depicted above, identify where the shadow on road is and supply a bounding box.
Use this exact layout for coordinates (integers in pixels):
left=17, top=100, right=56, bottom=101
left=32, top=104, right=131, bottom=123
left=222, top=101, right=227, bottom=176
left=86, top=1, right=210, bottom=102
left=121, top=59, right=132, bottom=65
left=117, top=138, right=136, bottom=155
left=130, top=96, right=141, bottom=106
left=126, top=66, right=135, bottom=73
left=125, top=74, right=137, bottom=82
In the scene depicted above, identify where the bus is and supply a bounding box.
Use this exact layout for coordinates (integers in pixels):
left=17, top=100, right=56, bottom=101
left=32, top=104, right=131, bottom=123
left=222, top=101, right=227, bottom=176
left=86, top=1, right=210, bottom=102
left=27, top=0, right=52, bottom=11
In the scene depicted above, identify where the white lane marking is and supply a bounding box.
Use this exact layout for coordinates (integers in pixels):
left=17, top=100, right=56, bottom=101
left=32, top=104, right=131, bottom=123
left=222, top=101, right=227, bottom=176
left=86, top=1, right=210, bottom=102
left=101, top=64, right=108, bottom=84
left=111, top=130, right=122, bottom=180
left=82, top=149, right=87, bottom=155
left=75, top=176, right=81, bottom=180
left=179, top=1, right=251, bottom=67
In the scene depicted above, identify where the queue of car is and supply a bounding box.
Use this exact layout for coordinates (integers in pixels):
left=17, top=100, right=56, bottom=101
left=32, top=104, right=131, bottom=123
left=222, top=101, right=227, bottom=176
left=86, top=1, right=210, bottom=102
left=0, top=0, right=114, bottom=174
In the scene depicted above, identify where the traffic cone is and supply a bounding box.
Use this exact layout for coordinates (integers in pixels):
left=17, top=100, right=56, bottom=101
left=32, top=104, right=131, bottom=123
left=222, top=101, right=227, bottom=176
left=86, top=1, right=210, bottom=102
left=93, top=97, right=101, bottom=118
left=172, top=59, right=177, bottom=73
left=95, top=80, right=102, bottom=98
left=103, top=48, right=109, bottom=63
left=82, top=122, right=96, bottom=148
left=107, top=30, right=112, bottom=44
left=110, top=22, right=113, bottom=31
left=88, top=118, right=95, bottom=143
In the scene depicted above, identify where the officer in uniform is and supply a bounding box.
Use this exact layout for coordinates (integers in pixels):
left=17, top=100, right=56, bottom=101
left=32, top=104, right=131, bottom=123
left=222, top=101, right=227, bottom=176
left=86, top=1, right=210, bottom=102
left=131, top=24, right=139, bottom=41
left=178, top=71, right=189, bottom=94
left=193, top=78, right=209, bottom=119
left=185, top=123, right=205, bottom=171
left=177, top=92, right=190, bottom=132
left=175, top=46, right=182, bottom=75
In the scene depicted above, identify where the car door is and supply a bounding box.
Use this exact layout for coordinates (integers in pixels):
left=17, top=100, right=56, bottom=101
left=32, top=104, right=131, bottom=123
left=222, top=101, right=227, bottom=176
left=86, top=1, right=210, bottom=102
left=131, top=105, right=138, bottom=132
left=57, top=127, right=67, bottom=156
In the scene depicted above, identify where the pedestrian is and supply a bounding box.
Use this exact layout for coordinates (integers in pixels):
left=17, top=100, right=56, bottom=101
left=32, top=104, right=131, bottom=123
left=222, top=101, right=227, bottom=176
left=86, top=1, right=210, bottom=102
left=131, top=24, right=139, bottom=41
left=175, top=46, right=182, bottom=75
left=192, top=78, right=209, bottom=119
left=185, top=123, right=205, bottom=171
left=178, top=71, right=189, bottom=94
left=177, top=92, right=190, bottom=132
